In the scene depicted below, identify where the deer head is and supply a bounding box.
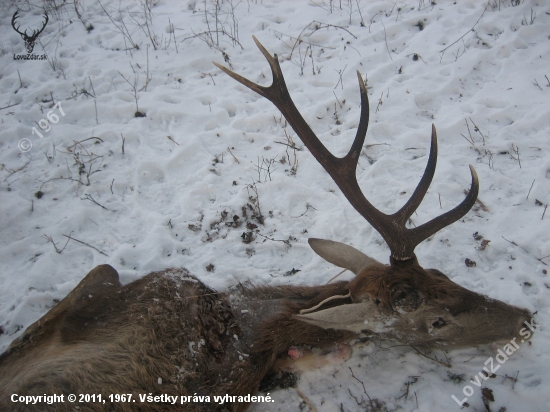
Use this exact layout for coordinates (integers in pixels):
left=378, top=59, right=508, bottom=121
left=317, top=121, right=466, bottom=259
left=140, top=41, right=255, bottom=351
left=12, top=11, right=48, bottom=54
left=214, top=37, right=533, bottom=349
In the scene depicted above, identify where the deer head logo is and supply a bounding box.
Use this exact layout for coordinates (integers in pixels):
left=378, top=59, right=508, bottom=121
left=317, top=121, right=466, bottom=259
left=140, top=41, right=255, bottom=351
left=11, top=11, right=48, bottom=54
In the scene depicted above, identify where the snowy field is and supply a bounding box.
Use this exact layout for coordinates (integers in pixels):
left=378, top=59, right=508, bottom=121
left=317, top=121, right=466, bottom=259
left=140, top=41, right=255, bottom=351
left=1, top=0, right=549, bottom=410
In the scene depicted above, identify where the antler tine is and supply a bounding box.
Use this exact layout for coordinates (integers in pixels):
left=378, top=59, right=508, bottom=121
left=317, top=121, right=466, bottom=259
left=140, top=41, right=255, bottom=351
left=409, top=165, right=479, bottom=247
left=343, top=71, right=369, bottom=164
left=214, top=36, right=336, bottom=167
left=392, top=124, right=437, bottom=226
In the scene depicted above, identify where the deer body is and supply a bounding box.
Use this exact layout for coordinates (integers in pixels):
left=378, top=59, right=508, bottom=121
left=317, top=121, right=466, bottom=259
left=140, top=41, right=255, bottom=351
left=0, top=264, right=355, bottom=411
left=0, top=37, right=532, bottom=411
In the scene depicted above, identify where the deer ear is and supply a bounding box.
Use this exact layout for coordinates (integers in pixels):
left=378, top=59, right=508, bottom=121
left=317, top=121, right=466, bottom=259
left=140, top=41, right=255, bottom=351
left=308, top=238, right=384, bottom=275
left=294, top=302, right=382, bottom=334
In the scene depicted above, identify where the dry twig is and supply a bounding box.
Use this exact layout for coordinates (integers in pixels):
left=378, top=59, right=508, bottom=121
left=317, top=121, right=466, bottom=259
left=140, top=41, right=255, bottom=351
left=439, top=6, right=487, bottom=61
left=411, top=346, right=451, bottom=367
left=349, top=367, right=374, bottom=408
left=63, top=234, right=109, bottom=256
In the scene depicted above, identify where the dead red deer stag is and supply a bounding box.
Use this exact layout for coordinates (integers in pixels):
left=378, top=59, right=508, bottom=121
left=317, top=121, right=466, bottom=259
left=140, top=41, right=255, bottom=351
left=0, top=37, right=532, bottom=412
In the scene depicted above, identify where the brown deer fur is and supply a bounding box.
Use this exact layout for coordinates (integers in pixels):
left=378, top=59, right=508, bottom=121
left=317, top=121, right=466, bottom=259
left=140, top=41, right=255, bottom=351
left=0, top=265, right=358, bottom=411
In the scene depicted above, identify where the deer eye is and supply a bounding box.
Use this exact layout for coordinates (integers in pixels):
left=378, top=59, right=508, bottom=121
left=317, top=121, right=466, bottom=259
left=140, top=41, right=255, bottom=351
left=431, top=318, right=447, bottom=328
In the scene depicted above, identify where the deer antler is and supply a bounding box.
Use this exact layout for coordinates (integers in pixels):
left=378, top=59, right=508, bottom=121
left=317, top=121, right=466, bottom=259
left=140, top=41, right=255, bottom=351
left=214, top=36, right=479, bottom=263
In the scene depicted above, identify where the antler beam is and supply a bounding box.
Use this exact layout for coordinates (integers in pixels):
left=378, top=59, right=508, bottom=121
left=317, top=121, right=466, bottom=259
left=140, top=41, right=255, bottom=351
left=214, top=36, right=479, bottom=262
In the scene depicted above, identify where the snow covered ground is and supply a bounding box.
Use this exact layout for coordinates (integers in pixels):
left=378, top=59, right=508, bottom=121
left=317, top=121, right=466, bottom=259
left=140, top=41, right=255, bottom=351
left=0, top=0, right=549, bottom=410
